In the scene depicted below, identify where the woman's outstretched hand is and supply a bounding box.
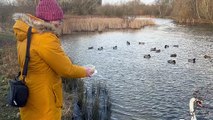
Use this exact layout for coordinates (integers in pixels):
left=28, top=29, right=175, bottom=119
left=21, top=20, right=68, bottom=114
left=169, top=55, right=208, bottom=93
left=85, top=65, right=96, bottom=77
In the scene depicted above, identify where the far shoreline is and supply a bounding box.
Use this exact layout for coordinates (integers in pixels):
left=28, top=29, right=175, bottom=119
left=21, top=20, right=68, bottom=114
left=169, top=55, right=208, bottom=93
left=62, top=15, right=155, bottom=34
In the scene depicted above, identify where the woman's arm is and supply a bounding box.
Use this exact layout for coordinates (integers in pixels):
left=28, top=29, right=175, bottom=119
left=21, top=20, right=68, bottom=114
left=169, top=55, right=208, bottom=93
left=37, top=34, right=87, bottom=78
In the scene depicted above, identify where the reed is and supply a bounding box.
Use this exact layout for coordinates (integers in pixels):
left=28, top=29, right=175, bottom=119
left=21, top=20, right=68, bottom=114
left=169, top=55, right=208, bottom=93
left=173, top=18, right=213, bottom=25
left=63, top=16, right=155, bottom=34
left=62, top=91, right=73, bottom=119
left=62, top=78, right=111, bottom=120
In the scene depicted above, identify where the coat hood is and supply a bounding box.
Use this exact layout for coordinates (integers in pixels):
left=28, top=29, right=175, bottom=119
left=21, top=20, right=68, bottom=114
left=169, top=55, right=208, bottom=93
left=13, top=13, right=62, bottom=41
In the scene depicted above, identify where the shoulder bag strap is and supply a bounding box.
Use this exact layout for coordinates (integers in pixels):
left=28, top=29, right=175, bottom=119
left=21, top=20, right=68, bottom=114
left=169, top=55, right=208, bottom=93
left=22, top=26, right=32, bottom=83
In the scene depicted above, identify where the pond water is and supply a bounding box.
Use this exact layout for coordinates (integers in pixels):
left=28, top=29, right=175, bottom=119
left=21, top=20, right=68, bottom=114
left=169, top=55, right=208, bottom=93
left=61, top=18, right=213, bottom=120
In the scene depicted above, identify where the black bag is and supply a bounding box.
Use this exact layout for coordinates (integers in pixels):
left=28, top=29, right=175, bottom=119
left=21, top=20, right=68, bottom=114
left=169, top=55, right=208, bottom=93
left=8, top=73, right=29, bottom=107
left=7, top=26, right=32, bottom=107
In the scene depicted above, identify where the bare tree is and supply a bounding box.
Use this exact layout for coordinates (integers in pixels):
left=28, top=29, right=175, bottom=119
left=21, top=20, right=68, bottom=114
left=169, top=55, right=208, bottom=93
left=60, top=0, right=101, bottom=15
left=194, top=0, right=201, bottom=19
left=171, top=0, right=213, bottom=23
left=155, top=0, right=172, bottom=17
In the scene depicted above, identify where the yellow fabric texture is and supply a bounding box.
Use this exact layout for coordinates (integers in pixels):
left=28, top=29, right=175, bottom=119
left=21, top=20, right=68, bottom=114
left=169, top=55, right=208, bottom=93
left=13, top=14, right=87, bottom=120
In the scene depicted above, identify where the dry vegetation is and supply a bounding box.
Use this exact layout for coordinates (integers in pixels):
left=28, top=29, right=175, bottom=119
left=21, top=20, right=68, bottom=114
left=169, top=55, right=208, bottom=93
left=0, top=34, right=18, bottom=79
left=63, top=16, right=155, bottom=34
left=171, top=0, right=213, bottom=24
left=0, top=33, right=19, bottom=120
left=0, top=46, right=18, bottom=78
left=0, top=0, right=212, bottom=32
left=62, top=91, right=73, bottom=119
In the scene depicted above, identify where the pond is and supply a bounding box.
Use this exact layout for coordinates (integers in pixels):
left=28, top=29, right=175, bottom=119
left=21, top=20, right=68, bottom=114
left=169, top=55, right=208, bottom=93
left=61, top=18, right=213, bottom=120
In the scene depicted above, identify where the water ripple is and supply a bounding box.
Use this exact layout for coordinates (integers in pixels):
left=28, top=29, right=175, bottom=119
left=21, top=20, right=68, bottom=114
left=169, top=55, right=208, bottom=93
left=61, top=18, right=213, bottom=120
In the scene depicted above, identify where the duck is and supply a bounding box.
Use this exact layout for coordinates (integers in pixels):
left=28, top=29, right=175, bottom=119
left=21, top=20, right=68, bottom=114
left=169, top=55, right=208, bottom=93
left=164, top=45, right=169, bottom=49
left=144, top=54, right=151, bottom=59
left=189, top=97, right=202, bottom=120
left=173, top=45, right=179, bottom=47
left=127, top=41, right=130, bottom=45
left=156, top=49, right=161, bottom=53
left=98, top=47, right=103, bottom=51
left=150, top=47, right=156, bottom=51
left=188, top=58, right=196, bottom=63
left=170, top=54, right=177, bottom=57
left=167, top=60, right=176, bottom=64
left=139, top=42, right=145, bottom=45
left=113, top=46, right=117, bottom=50
left=204, top=55, right=211, bottom=59
left=88, top=46, right=93, bottom=50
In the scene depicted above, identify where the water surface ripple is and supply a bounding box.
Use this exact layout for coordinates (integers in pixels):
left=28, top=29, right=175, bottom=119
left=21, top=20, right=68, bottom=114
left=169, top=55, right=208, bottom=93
left=62, top=18, right=213, bottom=120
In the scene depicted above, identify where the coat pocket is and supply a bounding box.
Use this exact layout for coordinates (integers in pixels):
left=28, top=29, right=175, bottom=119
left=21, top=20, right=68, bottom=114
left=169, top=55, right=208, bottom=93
left=53, top=82, right=63, bottom=108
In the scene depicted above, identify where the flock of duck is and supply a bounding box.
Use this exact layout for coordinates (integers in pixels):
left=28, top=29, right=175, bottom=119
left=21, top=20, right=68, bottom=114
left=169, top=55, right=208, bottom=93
left=88, top=41, right=212, bottom=65
left=88, top=41, right=212, bottom=119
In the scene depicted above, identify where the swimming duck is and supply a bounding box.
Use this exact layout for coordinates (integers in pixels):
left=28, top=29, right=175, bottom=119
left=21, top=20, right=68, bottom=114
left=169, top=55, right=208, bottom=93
left=150, top=47, right=156, bottom=51
left=164, top=45, right=169, bottom=49
left=204, top=55, right=211, bottom=59
left=98, top=47, right=103, bottom=51
left=167, top=60, right=176, bottom=64
left=139, top=42, right=145, bottom=45
left=144, top=54, right=151, bottom=59
left=127, top=41, right=130, bottom=45
left=156, top=49, right=161, bottom=53
left=113, top=46, right=117, bottom=50
left=88, top=46, right=93, bottom=50
left=188, top=58, right=196, bottom=63
left=173, top=45, right=179, bottom=47
left=170, top=54, right=177, bottom=57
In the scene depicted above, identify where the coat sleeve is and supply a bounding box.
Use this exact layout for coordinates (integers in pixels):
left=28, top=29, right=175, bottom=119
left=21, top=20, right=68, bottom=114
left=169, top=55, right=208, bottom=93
left=37, top=34, right=87, bottom=78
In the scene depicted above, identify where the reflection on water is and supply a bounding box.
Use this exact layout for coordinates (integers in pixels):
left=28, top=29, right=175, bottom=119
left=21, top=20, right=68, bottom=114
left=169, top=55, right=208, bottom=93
left=61, top=18, right=213, bottom=120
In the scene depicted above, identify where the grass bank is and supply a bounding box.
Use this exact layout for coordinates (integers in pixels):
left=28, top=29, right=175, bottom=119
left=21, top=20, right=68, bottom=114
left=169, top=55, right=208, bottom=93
left=63, top=16, right=155, bottom=34
left=0, top=33, right=19, bottom=120
left=0, top=33, right=18, bottom=79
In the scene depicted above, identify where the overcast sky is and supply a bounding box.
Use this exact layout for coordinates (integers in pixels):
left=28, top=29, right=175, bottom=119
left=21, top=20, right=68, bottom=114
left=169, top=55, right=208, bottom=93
left=102, top=0, right=155, bottom=5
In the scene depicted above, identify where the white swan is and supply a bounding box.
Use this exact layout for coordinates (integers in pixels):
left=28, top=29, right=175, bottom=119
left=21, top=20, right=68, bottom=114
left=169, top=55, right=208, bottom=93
left=189, top=98, right=202, bottom=120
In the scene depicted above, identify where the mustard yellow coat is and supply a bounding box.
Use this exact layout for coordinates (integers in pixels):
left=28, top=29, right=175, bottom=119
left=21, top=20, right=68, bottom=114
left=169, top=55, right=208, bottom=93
left=13, top=13, right=87, bottom=120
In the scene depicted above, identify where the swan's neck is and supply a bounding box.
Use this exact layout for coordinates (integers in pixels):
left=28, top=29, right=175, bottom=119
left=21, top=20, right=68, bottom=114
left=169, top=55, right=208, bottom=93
left=191, top=114, right=197, bottom=120
left=189, top=98, right=197, bottom=120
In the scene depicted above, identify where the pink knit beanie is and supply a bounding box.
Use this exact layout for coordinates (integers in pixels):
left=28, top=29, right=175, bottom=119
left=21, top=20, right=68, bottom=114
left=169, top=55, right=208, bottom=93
left=36, top=0, right=64, bottom=21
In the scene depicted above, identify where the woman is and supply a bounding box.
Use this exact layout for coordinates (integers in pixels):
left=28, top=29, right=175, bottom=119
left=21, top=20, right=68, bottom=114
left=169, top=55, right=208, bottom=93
left=13, top=0, right=95, bottom=119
